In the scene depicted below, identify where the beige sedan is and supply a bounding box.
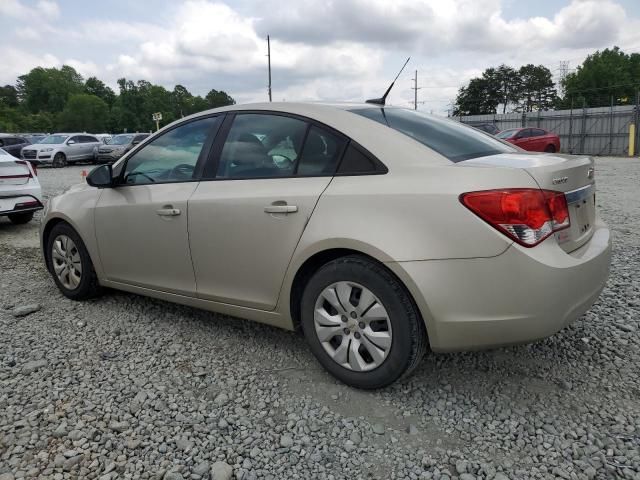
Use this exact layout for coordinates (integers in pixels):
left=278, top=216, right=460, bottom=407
left=40, top=103, right=611, bottom=388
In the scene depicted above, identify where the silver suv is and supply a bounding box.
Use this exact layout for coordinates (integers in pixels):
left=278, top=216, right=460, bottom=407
left=21, top=133, right=102, bottom=167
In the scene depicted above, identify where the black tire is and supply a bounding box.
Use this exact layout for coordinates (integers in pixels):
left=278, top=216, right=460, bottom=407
left=300, top=255, right=427, bottom=389
left=544, top=144, right=556, bottom=153
left=52, top=152, right=67, bottom=168
left=8, top=211, right=34, bottom=224
left=46, top=222, right=102, bottom=300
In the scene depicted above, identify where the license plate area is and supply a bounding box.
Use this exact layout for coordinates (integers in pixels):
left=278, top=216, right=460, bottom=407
left=556, top=184, right=595, bottom=246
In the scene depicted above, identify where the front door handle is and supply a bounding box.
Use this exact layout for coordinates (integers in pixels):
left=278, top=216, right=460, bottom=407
left=156, top=207, right=181, bottom=216
left=264, top=205, right=298, bottom=214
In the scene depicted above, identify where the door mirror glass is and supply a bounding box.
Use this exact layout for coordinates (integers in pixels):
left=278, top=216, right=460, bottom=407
left=87, top=164, right=113, bottom=188
left=67, top=139, right=76, bottom=145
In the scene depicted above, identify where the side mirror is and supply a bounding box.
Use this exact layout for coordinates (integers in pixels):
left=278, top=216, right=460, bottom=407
left=86, top=164, right=113, bottom=188
left=132, top=140, right=140, bottom=145
left=67, top=140, right=76, bottom=145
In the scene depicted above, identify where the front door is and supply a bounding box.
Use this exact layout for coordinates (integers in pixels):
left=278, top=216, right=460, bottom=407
left=94, top=115, right=222, bottom=295
left=189, top=113, right=347, bottom=310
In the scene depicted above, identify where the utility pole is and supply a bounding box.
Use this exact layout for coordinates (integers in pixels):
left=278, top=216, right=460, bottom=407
left=411, top=70, right=422, bottom=110
left=267, top=35, right=272, bottom=102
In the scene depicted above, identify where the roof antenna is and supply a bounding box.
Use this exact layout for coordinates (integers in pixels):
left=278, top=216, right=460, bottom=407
left=366, top=57, right=411, bottom=106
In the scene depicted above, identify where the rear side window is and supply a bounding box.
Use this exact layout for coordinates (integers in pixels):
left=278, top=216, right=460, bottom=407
left=350, top=108, right=515, bottom=162
left=531, top=129, right=546, bottom=137
left=296, top=126, right=347, bottom=176
left=337, top=144, right=385, bottom=174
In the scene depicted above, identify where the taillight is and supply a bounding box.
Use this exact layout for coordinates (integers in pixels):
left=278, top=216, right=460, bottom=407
left=12, top=160, right=34, bottom=179
left=460, top=189, right=570, bottom=247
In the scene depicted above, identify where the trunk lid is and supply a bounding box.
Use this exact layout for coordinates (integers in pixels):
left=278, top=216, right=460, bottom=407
left=0, top=159, right=32, bottom=186
left=462, top=153, right=596, bottom=252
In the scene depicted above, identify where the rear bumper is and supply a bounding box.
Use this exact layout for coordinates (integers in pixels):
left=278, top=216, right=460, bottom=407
left=397, top=216, right=611, bottom=351
left=0, top=194, right=44, bottom=216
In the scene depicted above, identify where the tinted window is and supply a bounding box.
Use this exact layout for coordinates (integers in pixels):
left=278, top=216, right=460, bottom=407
left=3, top=138, right=17, bottom=146
left=123, top=116, right=220, bottom=185
left=216, top=114, right=307, bottom=179
left=338, top=144, right=381, bottom=174
left=518, top=129, right=532, bottom=138
left=297, top=126, right=346, bottom=175
left=134, top=135, right=148, bottom=143
left=68, top=136, right=81, bottom=144
left=81, top=135, right=98, bottom=143
left=531, top=129, right=546, bottom=137
left=351, top=108, right=515, bottom=163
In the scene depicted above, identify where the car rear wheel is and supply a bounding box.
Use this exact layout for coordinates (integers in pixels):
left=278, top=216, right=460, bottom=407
left=46, top=222, right=102, bottom=300
left=8, top=212, right=34, bottom=224
left=545, top=144, right=556, bottom=153
left=52, top=153, right=67, bottom=168
left=300, top=255, right=426, bottom=389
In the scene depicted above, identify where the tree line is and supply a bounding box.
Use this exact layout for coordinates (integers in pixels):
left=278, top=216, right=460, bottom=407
left=0, top=65, right=236, bottom=133
left=453, top=46, right=640, bottom=116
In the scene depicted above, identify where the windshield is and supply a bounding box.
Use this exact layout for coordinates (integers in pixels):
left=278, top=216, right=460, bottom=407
left=496, top=129, right=520, bottom=139
left=112, top=135, right=134, bottom=145
left=39, top=135, right=68, bottom=144
left=349, top=108, right=516, bottom=162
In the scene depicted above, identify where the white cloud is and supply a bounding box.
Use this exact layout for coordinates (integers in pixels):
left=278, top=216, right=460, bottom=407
left=0, top=46, right=59, bottom=84
left=0, top=0, right=59, bottom=19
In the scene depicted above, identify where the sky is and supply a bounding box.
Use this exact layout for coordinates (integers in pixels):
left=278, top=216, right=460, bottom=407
left=1, top=0, right=639, bottom=114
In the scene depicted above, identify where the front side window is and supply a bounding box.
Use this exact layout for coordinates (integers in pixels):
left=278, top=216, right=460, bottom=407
left=531, top=129, right=546, bottom=137
left=123, top=116, right=220, bottom=185
left=112, top=134, right=135, bottom=145
left=216, top=114, right=308, bottom=179
left=350, top=107, right=515, bottom=162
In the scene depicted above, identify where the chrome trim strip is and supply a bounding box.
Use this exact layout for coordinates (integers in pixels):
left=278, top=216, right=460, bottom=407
left=564, top=183, right=595, bottom=204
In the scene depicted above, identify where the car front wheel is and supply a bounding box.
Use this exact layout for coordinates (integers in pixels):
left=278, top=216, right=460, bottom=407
left=301, top=255, right=426, bottom=389
left=52, top=153, right=67, bottom=168
left=46, top=222, right=102, bottom=300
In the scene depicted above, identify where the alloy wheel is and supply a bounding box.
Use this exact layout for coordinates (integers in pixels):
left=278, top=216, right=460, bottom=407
left=51, top=235, right=82, bottom=290
left=313, top=281, right=392, bottom=372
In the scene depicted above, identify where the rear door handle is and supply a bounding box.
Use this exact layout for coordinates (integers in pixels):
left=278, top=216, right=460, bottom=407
left=264, top=205, right=298, bottom=214
left=156, top=207, right=181, bottom=216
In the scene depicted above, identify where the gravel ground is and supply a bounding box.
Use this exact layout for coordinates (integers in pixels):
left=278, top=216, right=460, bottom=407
left=1, top=159, right=639, bottom=480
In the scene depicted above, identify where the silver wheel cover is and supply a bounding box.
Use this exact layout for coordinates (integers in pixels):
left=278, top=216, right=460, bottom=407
left=314, top=281, right=392, bottom=372
left=51, top=235, right=82, bottom=290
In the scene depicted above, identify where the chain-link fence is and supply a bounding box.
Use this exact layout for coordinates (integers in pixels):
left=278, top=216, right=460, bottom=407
left=453, top=93, right=640, bottom=156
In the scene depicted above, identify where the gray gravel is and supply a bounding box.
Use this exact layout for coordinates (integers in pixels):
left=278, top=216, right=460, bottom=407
left=1, top=159, right=639, bottom=479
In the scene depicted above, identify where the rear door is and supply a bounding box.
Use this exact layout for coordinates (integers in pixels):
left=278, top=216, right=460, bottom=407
left=188, top=112, right=347, bottom=310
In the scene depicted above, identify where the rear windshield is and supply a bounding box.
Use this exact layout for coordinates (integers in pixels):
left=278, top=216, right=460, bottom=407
left=349, top=108, right=515, bottom=162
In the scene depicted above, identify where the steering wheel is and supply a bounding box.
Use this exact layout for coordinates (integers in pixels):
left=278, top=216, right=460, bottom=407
left=271, top=153, right=294, bottom=170
left=169, top=163, right=195, bottom=179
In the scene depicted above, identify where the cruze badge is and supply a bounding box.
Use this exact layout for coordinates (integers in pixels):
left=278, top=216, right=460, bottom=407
left=552, top=176, right=568, bottom=185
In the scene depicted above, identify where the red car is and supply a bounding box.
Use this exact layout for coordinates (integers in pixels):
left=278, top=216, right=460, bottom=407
left=496, top=127, right=560, bottom=153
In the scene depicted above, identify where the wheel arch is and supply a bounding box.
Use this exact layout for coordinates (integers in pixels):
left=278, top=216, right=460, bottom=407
left=41, top=215, right=101, bottom=277
left=287, top=246, right=434, bottom=346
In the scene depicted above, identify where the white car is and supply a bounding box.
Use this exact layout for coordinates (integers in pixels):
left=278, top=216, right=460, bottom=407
left=0, top=148, right=43, bottom=224
left=21, top=133, right=102, bottom=168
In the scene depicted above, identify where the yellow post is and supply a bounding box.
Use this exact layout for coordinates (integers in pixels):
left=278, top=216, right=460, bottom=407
left=630, top=124, right=636, bottom=157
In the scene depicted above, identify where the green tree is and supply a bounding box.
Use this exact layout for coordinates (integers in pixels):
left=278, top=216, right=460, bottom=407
left=84, top=77, right=116, bottom=107
left=516, top=64, right=557, bottom=112
left=205, top=89, right=235, bottom=108
left=454, top=77, right=498, bottom=115
left=0, top=85, right=19, bottom=107
left=561, top=47, right=640, bottom=107
left=57, top=94, right=108, bottom=132
left=17, top=65, right=84, bottom=114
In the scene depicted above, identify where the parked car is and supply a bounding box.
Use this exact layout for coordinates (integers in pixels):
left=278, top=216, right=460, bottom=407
left=0, top=134, right=31, bottom=158
left=0, top=147, right=43, bottom=224
left=465, top=122, right=500, bottom=135
left=95, top=133, right=149, bottom=164
left=21, top=133, right=102, bottom=167
left=497, top=127, right=560, bottom=152
left=20, top=133, right=47, bottom=144
left=40, top=103, right=610, bottom=388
